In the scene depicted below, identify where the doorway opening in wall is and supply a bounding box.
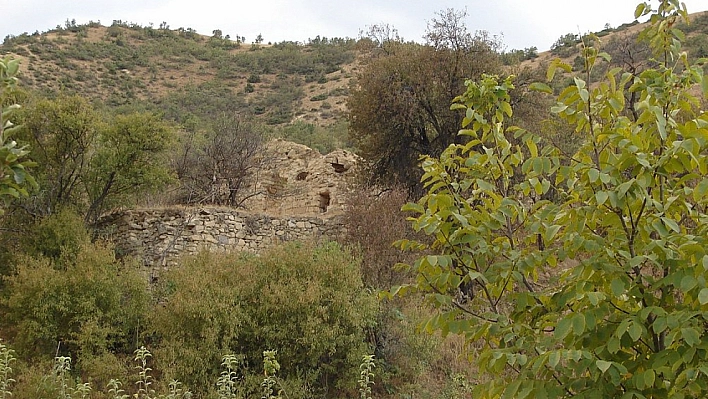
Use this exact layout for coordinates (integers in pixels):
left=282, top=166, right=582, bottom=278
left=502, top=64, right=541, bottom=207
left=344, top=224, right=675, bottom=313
left=319, top=192, right=330, bottom=213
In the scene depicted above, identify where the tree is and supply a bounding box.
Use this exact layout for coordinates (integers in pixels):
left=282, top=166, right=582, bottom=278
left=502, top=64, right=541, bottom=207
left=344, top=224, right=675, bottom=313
left=348, top=10, right=501, bottom=191
left=84, top=112, right=174, bottom=222
left=358, top=23, right=401, bottom=48
left=391, top=1, right=708, bottom=397
left=0, top=57, right=35, bottom=215
left=18, top=96, right=99, bottom=216
left=17, top=98, right=174, bottom=222
left=174, top=113, right=264, bottom=206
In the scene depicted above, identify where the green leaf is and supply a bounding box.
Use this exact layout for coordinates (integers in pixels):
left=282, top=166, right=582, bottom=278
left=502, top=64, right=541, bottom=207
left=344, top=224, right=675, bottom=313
left=607, top=337, right=620, bottom=354
left=628, top=322, right=642, bottom=341
left=635, top=3, right=646, bottom=18
left=579, top=88, right=589, bottom=103
left=502, top=380, right=522, bottom=399
left=572, top=313, right=586, bottom=336
left=694, top=179, right=708, bottom=202
left=611, top=278, right=624, bottom=296
left=661, top=217, right=680, bottom=233
left=476, top=179, right=496, bottom=192
left=501, top=101, right=512, bottom=117
left=644, top=369, right=655, bottom=388
left=526, top=139, right=538, bottom=158
left=545, top=225, right=562, bottom=242
left=652, top=317, right=667, bottom=334
left=699, top=288, right=708, bottom=305
left=596, top=191, right=609, bottom=206
left=597, top=360, right=612, bottom=373
left=682, top=327, right=701, bottom=347
left=588, top=168, right=600, bottom=183
left=555, top=317, right=572, bottom=340
left=530, top=82, right=553, bottom=94
left=681, top=275, right=698, bottom=293
left=652, top=218, right=670, bottom=237
left=549, top=351, right=560, bottom=368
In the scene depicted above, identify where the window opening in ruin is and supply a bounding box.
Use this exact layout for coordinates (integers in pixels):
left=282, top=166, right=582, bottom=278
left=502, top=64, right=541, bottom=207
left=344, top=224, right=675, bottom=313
left=319, top=192, right=331, bottom=213
left=331, top=162, right=346, bottom=173
left=297, top=171, right=309, bottom=181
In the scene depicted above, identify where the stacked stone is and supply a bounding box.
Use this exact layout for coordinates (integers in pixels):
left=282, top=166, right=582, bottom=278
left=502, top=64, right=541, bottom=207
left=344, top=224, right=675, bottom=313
left=97, top=207, right=345, bottom=267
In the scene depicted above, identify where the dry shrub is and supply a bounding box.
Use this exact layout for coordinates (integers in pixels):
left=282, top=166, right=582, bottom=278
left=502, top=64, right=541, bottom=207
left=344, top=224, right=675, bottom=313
left=343, top=188, right=478, bottom=398
left=342, top=187, right=420, bottom=289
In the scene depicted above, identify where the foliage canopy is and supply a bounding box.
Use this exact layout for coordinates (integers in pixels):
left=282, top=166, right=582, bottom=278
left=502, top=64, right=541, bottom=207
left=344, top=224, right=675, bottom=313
left=392, top=1, right=708, bottom=397
left=0, top=57, right=35, bottom=214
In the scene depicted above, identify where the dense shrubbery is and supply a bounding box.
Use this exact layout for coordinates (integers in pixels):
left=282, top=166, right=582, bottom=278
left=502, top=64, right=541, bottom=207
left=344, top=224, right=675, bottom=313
left=0, top=241, right=378, bottom=398
left=152, top=242, right=375, bottom=397
left=1, top=209, right=148, bottom=374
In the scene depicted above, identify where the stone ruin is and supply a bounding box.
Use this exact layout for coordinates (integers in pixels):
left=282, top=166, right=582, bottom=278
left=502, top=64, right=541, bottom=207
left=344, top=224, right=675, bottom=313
left=97, top=139, right=362, bottom=268
left=240, top=139, right=361, bottom=216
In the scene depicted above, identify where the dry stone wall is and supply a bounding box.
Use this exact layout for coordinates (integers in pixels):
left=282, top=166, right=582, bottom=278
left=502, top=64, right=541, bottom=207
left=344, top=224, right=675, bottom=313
left=97, top=207, right=344, bottom=269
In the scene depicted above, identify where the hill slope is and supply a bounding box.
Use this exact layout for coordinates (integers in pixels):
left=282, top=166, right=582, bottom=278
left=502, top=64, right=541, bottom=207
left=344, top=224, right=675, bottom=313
left=1, top=22, right=360, bottom=127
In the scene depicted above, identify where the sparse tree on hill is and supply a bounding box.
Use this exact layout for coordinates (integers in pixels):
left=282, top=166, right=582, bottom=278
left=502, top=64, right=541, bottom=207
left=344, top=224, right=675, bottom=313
left=175, top=113, right=264, bottom=207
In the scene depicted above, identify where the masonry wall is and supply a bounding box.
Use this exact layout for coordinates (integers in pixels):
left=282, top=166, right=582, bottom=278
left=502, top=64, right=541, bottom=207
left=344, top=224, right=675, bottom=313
left=97, top=207, right=345, bottom=269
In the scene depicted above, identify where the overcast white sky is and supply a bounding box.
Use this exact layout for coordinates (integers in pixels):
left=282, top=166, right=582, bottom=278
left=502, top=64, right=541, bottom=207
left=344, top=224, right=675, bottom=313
left=3, top=1, right=708, bottom=51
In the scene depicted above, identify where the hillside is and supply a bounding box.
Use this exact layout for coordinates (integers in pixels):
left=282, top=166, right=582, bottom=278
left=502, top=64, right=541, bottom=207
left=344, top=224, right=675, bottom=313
left=0, top=22, right=360, bottom=127
left=4, top=10, right=708, bottom=131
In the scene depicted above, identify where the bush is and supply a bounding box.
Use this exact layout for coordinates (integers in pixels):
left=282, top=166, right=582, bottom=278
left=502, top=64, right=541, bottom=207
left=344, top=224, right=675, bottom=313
left=309, top=93, right=328, bottom=101
left=550, top=32, right=579, bottom=57
left=1, top=222, right=150, bottom=366
left=151, top=242, right=376, bottom=397
left=342, top=187, right=418, bottom=289
left=21, top=209, right=90, bottom=265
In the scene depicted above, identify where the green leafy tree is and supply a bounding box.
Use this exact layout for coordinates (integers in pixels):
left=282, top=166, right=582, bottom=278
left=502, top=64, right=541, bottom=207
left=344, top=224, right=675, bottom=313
left=84, top=112, right=174, bottom=222
left=17, top=98, right=174, bottom=221
left=18, top=95, right=100, bottom=216
left=392, top=1, right=708, bottom=397
left=0, top=57, right=35, bottom=214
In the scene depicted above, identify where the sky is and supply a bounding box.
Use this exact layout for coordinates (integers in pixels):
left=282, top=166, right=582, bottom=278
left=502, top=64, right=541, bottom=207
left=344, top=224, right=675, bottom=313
left=4, top=1, right=708, bottom=51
